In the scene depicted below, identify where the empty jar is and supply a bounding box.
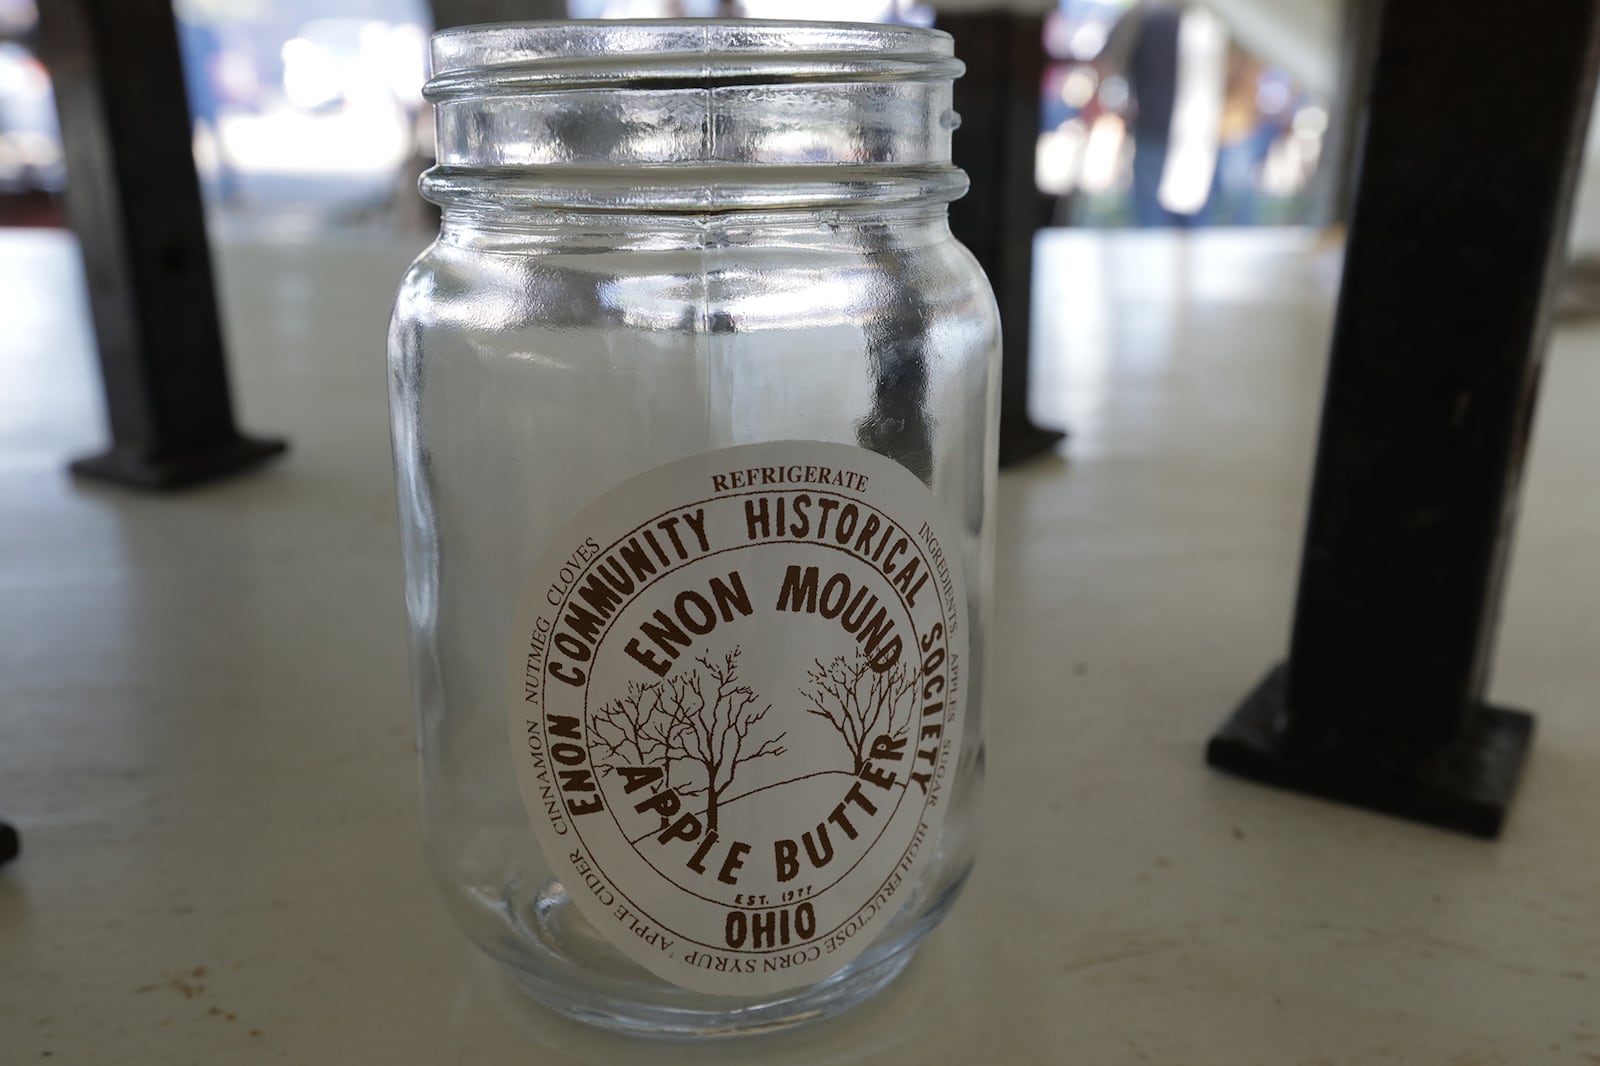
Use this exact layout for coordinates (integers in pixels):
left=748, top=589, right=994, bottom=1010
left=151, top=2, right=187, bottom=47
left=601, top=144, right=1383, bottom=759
left=387, top=18, right=998, bottom=1035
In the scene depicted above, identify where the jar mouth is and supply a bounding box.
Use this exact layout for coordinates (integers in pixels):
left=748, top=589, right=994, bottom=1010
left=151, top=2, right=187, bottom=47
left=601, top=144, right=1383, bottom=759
left=422, top=19, right=964, bottom=214
left=425, top=19, right=959, bottom=100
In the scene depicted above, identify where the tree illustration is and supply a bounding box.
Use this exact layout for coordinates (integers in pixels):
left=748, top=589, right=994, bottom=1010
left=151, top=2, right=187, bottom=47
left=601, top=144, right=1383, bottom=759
left=589, top=679, right=675, bottom=791
left=659, top=648, right=786, bottom=834
left=588, top=646, right=786, bottom=834
left=801, top=651, right=917, bottom=775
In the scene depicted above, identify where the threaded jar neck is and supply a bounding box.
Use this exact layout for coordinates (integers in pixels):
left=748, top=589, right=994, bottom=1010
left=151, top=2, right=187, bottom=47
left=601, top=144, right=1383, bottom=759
left=421, top=19, right=967, bottom=214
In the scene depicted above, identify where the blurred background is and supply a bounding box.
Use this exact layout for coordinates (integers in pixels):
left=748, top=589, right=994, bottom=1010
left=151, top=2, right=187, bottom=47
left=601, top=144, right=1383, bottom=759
left=0, top=0, right=1343, bottom=237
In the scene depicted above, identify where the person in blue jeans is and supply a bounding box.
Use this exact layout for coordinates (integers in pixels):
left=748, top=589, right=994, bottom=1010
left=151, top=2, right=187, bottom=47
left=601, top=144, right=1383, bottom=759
left=1115, top=3, right=1190, bottom=226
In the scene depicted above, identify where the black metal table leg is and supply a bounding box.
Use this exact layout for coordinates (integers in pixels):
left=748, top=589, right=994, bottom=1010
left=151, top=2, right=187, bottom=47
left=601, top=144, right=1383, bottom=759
left=938, top=12, right=1067, bottom=467
left=0, top=820, right=17, bottom=868
left=39, top=0, right=284, bottom=490
left=1206, top=0, right=1600, bottom=837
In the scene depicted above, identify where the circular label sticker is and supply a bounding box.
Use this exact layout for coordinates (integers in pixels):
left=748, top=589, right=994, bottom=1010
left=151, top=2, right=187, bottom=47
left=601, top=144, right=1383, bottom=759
left=508, top=441, right=967, bottom=995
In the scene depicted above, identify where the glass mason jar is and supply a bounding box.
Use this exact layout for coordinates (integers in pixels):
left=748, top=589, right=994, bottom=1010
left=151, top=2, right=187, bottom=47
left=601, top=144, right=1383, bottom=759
left=387, top=19, right=998, bottom=1036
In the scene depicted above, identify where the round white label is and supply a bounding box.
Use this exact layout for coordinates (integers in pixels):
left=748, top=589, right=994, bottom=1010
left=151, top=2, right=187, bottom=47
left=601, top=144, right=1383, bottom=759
left=508, top=441, right=967, bottom=995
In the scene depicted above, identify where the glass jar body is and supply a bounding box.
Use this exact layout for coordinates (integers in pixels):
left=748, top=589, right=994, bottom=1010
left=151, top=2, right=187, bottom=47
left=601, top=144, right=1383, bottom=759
left=388, top=204, right=997, bottom=1033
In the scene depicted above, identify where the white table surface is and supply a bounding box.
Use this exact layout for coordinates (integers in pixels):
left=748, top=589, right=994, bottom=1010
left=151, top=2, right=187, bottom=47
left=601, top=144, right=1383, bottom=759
left=2, top=226, right=1597, bottom=1065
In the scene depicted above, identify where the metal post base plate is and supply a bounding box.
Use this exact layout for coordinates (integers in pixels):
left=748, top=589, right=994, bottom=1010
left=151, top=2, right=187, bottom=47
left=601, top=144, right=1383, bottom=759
left=999, top=420, right=1067, bottom=468
left=71, top=436, right=286, bottom=491
left=0, top=820, right=17, bottom=868
left=1207, top=665, right=1535, bottom=838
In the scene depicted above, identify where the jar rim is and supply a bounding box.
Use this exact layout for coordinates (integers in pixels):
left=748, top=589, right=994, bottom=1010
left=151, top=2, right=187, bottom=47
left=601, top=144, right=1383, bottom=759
left=426, top=18, right=958, bottom=100
left=422, top=18, right=965, bottom=213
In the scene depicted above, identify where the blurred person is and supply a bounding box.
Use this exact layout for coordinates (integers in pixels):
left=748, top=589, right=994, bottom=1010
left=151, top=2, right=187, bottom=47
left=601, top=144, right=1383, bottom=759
left=1205, top=48, right=1274, bottom=224
left=0, top=40, right=61, bottom=197
left=1098, top=1, right=1227, bottom=227
left=175, top=8, right=238, bottom=203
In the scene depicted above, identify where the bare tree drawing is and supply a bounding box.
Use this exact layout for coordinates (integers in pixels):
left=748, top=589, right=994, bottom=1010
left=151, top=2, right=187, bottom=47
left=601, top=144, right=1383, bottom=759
left=801, top=652, right=917, bottom=775
left=589, top=680, right=674, bottom=792
left=661, top=648, right=786, bottom=833
left=588, top=645, right=787, bottom=834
